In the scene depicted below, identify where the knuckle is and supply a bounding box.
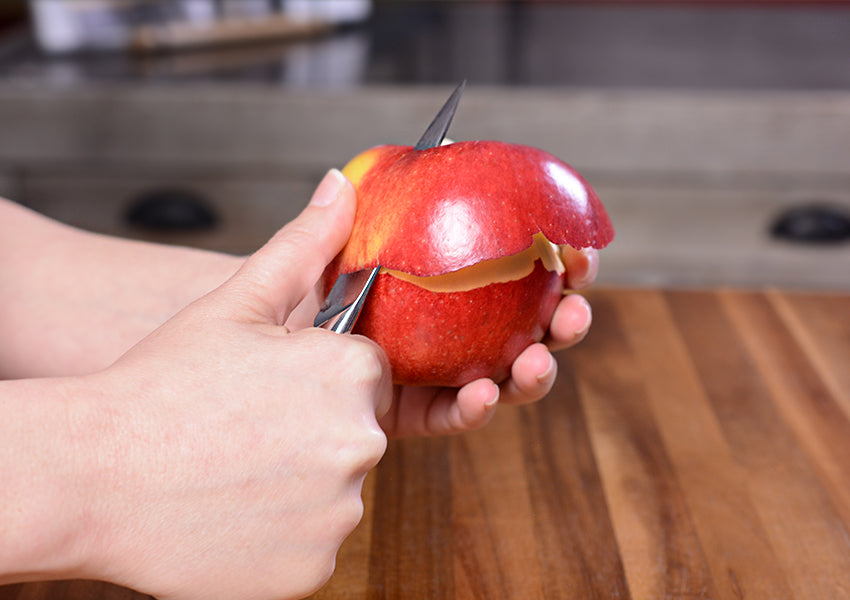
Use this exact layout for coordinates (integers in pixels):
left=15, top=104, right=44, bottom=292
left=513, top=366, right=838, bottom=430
left=338, top=426, right=387, bottom=474
left=293, top=495, right=364, bottom=597
left=339, top=495, right=366, bottom=536
left=343, top=340, right=389, bottom=390
left=323, top=495, right=365, bottom=551
left=360, top=427, right=388, bottom=467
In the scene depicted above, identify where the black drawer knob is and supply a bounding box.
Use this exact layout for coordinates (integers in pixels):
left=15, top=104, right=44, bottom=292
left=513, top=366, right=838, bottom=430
left=770, top=204, right=850, bottom=244
left=125, top=188, right=218, bottom=232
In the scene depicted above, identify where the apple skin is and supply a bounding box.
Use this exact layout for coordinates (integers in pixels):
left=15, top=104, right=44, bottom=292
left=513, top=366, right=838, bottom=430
left=351, top=261, right=563, bottom=387
left=326, top=140, right=613, bottom=387
left=337, top=140, right=613, bottom=276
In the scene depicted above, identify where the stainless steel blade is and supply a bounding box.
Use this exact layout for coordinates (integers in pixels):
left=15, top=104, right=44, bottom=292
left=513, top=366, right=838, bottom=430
left=314, top=267, right=380, bottom=329
left=314, top=273, right=351, bottom=328
left=328, top=266, right=380, bottom=334
left=413, top=80, right=466, bottom=151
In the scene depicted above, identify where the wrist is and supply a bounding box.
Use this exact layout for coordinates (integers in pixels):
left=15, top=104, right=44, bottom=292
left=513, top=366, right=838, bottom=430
left=0, top=200, right=245, bottom=379
left=0, top=374, right=107, bottom=584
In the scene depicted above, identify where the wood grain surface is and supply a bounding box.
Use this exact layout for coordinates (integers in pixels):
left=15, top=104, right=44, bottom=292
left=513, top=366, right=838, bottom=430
left=2, top=287, right=848, bottom=599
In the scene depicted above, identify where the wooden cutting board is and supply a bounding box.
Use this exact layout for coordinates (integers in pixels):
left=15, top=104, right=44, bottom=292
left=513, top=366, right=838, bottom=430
left=2, top=287, right=848, bottom=599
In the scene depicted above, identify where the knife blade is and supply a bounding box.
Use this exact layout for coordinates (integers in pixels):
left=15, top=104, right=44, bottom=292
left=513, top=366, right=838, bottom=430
left=414, top=80, right=466, bottom=151
left=314, top=265, right=380, bottom=332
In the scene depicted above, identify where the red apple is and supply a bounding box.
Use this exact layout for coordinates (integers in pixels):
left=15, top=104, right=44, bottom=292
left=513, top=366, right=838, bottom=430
left=324, top=140, right=614, bottom=387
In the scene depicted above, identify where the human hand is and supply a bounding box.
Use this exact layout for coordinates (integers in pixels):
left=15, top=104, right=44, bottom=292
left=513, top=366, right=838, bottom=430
left=285, top=231, right=599, bottom=438
left=76, top=170, right=392, bottom=600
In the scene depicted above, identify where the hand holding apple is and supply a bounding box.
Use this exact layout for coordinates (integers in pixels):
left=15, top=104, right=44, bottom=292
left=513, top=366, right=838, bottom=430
left=377, top=247, right=598, bottom=437
left=323, top=140, right=613, bottom=388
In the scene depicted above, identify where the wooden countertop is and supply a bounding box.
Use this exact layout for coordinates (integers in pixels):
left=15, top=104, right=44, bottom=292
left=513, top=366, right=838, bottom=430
left=2, top=287, right=849, bottom=599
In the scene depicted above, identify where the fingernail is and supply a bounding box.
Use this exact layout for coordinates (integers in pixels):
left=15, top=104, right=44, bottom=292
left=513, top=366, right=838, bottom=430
left=484, top=382, right=500, bottom=408
left=569, top=248, right=598, bottom=290
left=574, top=295, right=592, bottom=337
left=536, top=354, right=557, bottom=384
left=309, top=168, right=348, bottom=207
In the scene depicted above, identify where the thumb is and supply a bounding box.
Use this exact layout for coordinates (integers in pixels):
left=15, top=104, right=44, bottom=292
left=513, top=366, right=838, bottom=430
left=215, top=168, right=356, bottom=325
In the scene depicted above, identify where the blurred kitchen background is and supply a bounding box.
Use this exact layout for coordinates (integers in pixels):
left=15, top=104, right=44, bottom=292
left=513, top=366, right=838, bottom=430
left=0, top=0, right=848, bottom=289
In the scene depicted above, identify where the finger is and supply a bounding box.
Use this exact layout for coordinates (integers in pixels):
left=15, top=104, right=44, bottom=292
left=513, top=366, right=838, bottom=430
left=442, top=379, right=500, bottom=433
left=217, top=169, right=356, bottom=325
left=544, top=293, right=592, bottom=353
left=284, top=285, right=323, bottom=332
left=382, top=380, right=499, bottom=438
left=358, top=338, right=394, bottom=422
left=562, top=247, right=599, bottom=290
left=499, top=343, right=557, bottom=406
